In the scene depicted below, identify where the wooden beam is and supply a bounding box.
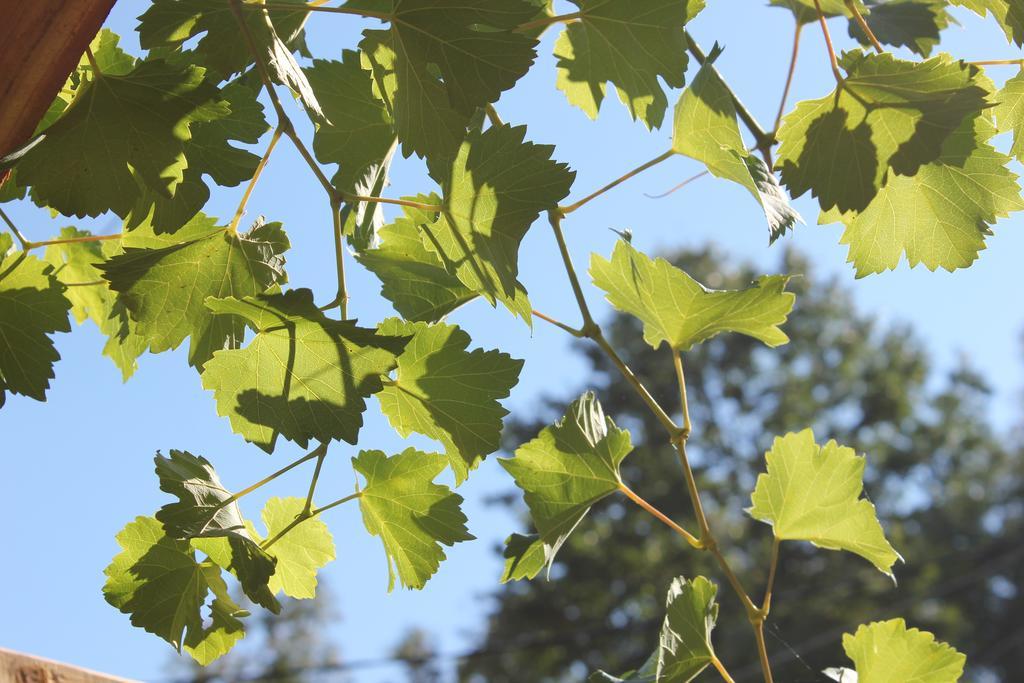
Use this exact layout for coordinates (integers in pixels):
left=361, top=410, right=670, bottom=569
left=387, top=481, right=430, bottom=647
left=0, top=647, right=139, bottom=683
left=0, top=0, right=118, bottom=159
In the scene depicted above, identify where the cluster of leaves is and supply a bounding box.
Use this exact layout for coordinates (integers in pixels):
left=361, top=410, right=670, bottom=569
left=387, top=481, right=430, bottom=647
left=1, top=0, right=1016, bottom=676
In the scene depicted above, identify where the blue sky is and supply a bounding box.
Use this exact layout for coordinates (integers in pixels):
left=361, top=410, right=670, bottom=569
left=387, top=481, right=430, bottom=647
left=2, top=2, right=1023, bottom=681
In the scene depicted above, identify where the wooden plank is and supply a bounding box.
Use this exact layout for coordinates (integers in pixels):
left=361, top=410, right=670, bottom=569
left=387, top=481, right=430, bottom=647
left=0, top=0, right=118, bottom=159
left=0, top=647, right=139, bottom=683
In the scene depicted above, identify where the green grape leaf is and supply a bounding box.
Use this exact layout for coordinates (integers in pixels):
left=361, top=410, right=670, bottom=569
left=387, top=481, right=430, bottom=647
left=349, top=0, right=539, bottom=165
left=353, top=448, right=474, bottom=591
left=994, top=68, right=1024, bottom=162
left=124, top=80, right=269, bottom=235
left=749, top=428, right=901, bottom=577
left=950, top=0, right=1024, bottom=46
left=100, top=216, right=289, bottom=369
left=103, top=516, right=209, bottom=651
left=154, top=449, right=279, bottom=612
left=776, top=50, right=990, bottom=213
left=43, top=227, right=113, bottom=326
left=17, top=59, right=226, bottom=218
left=184, top=566, right=246, bottom=665
left=261, top=496, right=336, bottom=599
left=378, top=319, right=523, bottom=483
left=201, top=288, right=407, bottom=452
left=420, top=123, right=574, bottom=321
left=590, top=239, right=794, bottom=352
left=657, top=576, right=720, bottom=682
left=672, top=61, right=800, bottom=241
left=138, top=0, right=311, bottom=81
left=501, top=533, right=547, bottom=583
left=825, top=117, right=1024, bottom=276
left=34, top=29, right=137, bottom=137
left=848, top=0, right=952, bottom=57
left=356, top=196, right=477, bottom=322
left=499, top=392, right=632, bottom=572
left=0, top=235, right=71, bottom=406
left=41, top=230, right=147, bottom=380
left=842, top=619, right=966, bottom=682
left=304, top=52, right=394, bottom=193
left=553, top=0, right=696, bottom=129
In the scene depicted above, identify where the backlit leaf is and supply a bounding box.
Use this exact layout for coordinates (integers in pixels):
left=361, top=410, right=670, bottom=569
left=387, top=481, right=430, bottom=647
left=590, top=239, right=793, bottom=351
left=201, top=288, right=407, bottom=451
left=500, top=392, right=632, bottom=571
left=749, top=428, right=901, bottom=577
left=354, top=448, right=474, bottom=591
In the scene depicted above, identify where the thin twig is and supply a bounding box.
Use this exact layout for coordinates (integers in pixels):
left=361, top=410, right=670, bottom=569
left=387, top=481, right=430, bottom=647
left=969, top=59, right=1024, bottom=66
left=302, top=446, right=328, bottom=515
left=341, top=193, right=440, bottom=211
left=773, top=21, right=802, bottom=133
left=257, top=1, right=391, bottom=21
left=0, top=206, right=32, bottom=250
left=229, top=126, right=283, bottom=233
left=711, top=656, right=737, bottom=683
left=846, top=0, right=883, bottom=53
left=84, top=46, right=102, bottom=75
left=262, top=487, right=361, bottom=552
left=547, top=210, right=597, bottom=331
left=812, top=0, right=844, bottom=82
left=619, top=483, right=702, bottom=548
left=516, top=10, right=583, bottom=33
left=559, top=150, right=675, bottom=214
left=331, top=198, right=348, bottom=318
left=763, top=538, right=781, bottom=613
left=644, top=170, right=709, bottom=199
left=229, top=0, right=335, bottom=198
left=753, top=622, right=776, bottom=683
left=532, top=309, right=584, bottom=337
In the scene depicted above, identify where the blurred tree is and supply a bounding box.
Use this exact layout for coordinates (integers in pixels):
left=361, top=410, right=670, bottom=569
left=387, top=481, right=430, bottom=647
left=393, top=628, right=443, bottom=683
left=172, top=581, right=342, bottom=683
left=460, top=246, right=1024, bottom=683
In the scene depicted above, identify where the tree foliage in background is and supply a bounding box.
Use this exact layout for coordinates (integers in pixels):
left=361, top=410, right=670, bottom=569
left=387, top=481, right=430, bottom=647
left=3, top=0, right=1022, bottom=680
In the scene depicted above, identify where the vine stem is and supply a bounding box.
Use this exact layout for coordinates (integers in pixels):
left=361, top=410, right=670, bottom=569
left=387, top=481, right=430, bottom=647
left=229, top=125, right=283, bottom=233
left=301, top=447, right=328, bottom=515
left=84, top=46, right=101, bottom=75
left=229, top=443, right=327, bottom=508
left=763, top=537, right=781, bottom=613
left=341, top=194, right=440, bottom=211
left=257, top=1, right=391, bottom=21
left=0, top=206, right=32, bottom=250
left=846, top=0, right=884, bottom=53
left=773, top=20, right=802, bottom=133
left=228, top=0, right=335, bottom=199
left=531, top=309, right=584, bottom=337
left=711, top=656, right=737, bottom=683
left=754, top=623, right=775, bottom=683
left=515, top=10, right=583, bottom=33
left=547, top=210, right=597, bottom=330
left=559, top=149, right=675, bottom=215
left=331, top=197, right=348, bottom=318
left=812, top=0, right=844, bottom=82
left=619, top=483, right=702, bottom=548
left=24, top=233, right=123, bottom=250
left=969, top=59, right=1024, bottom=66
left=263, top=490, right=362, bottom=550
